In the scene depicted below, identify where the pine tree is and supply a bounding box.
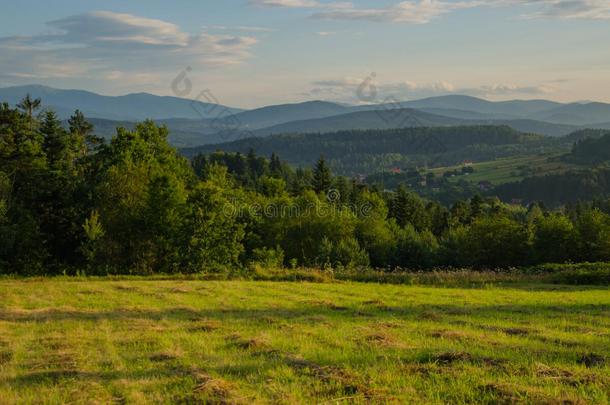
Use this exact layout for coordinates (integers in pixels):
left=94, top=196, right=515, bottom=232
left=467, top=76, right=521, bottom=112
left=270, top=152, right=282, bottom=178
left=312, top=155, right=332, bottom=194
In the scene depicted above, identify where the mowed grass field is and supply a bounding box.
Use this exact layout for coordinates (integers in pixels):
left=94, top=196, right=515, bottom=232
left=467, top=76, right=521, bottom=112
left=428, top=154, right=578, bottom=186
left=1, top=280, right=609, bottom=404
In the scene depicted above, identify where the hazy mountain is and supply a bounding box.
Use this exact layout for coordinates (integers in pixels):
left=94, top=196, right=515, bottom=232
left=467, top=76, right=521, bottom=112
left=398, top=95, right=563, bottom=117
left=255, top=108, right=467, bottom=136
left=253, top=108, right=578, bottom=138
left=0, top=85, right=243, bottom=121
left=218, top=101, right=349, bottom=129
left=5, top=85, right=604, bottom=146
left=536, top=102, right=610, bottom=125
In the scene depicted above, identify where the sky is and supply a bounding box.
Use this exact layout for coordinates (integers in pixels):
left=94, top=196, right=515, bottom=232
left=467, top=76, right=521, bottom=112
left=0, top=0, right=609, bottom=108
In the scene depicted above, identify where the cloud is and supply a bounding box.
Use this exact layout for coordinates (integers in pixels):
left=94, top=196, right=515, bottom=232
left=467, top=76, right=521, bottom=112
left=249, top=0, right=322, bottom=7
left=465, top=83, right=555, bottom=96
left=306, top=76, right=555, bottom=103
left=252, top=0, right=610, bottom=23
left=313, top=1, right=476, bottom=24
left=206, top=25, right=275, bottom=33
left=518, top=0, right=610, bottom=20
left=0, top=11, right=259, bottom=88
left=249, top=0, right=352, bottom=8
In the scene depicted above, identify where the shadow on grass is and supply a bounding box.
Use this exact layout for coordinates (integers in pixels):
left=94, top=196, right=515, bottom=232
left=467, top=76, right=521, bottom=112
left=1, top=362, right=198, bottom=386
left=1, top=302, right=609, bottom=325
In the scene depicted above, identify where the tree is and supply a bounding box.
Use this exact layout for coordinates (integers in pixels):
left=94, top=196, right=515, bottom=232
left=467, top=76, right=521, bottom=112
left=40, top=111, right=70, bottom=167
left=16, top=94, right=41, bottom=120
left=391, top=185, right=429, bottom=231
left=312, top=155, right=332, bottom=194
left=533, top=214, right=576, bottom=263
left=463, top=215, right=531, bottom=268
left=269, top=152, right=282, bottom=177
left=574, top=208, right=610, bottom=262
left=68, top=110, right=93, bottom=138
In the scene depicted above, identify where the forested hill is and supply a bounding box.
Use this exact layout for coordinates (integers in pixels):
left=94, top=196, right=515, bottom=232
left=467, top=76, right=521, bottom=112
left=182, top=125, right=546, bottom=170
left=567, top=131, right=610, bottom=164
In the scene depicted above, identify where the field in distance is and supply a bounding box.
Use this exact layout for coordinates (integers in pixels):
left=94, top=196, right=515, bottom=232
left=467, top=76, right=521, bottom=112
left=427, top=153, right=579, bottom=186
left=0, top=279, right=609, bottom=404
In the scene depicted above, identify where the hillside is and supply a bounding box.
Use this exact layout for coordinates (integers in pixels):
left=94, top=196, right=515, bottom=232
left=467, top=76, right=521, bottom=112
left=222, top=100, right=349, bottom=129
left=400, top=95, right=562, bottom=117
left=537, top=102, right=610, bottom=125
left=254, top=109, right=468, bottom=136
left=0, top=85, right=243, bottom=121
left=183, top=125, right=549, bottom=174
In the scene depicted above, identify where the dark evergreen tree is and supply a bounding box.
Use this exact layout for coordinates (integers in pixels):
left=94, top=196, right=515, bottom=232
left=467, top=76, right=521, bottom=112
left=312, top=155, right=332, bottom=194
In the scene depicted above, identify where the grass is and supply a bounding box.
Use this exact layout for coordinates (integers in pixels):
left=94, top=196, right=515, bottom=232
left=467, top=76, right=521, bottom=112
left=1, top=278, right=609, bottom=404
left=428, top=154, right=579, bottom=186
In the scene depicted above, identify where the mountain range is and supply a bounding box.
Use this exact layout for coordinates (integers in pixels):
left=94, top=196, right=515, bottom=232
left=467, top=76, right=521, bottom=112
left=3, top=85, right=610, bottom=147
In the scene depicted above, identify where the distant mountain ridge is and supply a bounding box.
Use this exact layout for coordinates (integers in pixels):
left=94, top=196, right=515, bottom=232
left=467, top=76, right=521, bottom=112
left=0, top=85, right=244, bottom=121
left=3, top=84, right=610, bottom=147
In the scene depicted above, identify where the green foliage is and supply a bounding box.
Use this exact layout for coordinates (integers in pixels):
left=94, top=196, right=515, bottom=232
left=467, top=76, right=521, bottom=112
left=3, top=98, right=610, bottom=275
left=568, top=131, right=610, bottom=164
left=312, top=155, right=332, bottom=194
left=533, top=214, right=576, bottom=263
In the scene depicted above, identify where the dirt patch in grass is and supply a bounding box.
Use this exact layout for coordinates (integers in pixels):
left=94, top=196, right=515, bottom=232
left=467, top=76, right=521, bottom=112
left=178, top=368, right=245, bottom=405
left=0, top=340, right=11, bottom=366
left=364, top=331, right=394, bottom=346
left=503, top=327, right=530, bottom=336
left=362, top=299, right=385, bottom=306
left=307, top=300, right=349, bottom=311
left=430, top=330, right=470, bottom=340
left=0, top=350, right=12, bottom=365
left=421, top=351, right=505, bottom=368
left=479, top=382, right=587, bottom=405
left=189, top=319, right=222, bottom=332
left=114, top=285, right=139, bottom=292
left=168, top=286, right=192, bottom=294
left=150, top=353, right=178, bottom=362
left=76, top=289, right=102, bottom=295
left=284, top=355, right=383, bottom=400
left=534, top=335, right=580, bottom=348
left=430, top=351, right=473, bottom=365
left=228, top=334, right=273, bottom=354
left=577, top=353, right=606, bottom=368
left=25, top=337, right=78, bottom=370
left=375, top=321, right=402, bottom=329
left=418, top=311, right=442, bottom=321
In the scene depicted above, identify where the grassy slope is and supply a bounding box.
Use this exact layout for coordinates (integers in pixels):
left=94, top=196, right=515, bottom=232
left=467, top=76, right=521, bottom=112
left=1, top=280, right=609, bottom=404
left=428, top=154, right=579, bottom=186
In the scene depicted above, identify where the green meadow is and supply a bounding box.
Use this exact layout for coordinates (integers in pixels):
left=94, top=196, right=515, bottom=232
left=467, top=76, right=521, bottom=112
left=428, top=154, right=577, bottom=186
left=1, top=279, right=609, bottom=404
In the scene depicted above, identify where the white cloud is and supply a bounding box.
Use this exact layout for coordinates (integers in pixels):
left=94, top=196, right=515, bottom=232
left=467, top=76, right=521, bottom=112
left=518, top=0, right=610, bottom=20
left=313, top=1, right=476, bottom=24
left=206, top=25, right=275, bottom=33
left=249, top=0, right=352, bottom=8
left=252, top=0, right=610, bottom=23
left=307, top=76, right=555, bottom=103
left=0, top=11, right=260, bottom=87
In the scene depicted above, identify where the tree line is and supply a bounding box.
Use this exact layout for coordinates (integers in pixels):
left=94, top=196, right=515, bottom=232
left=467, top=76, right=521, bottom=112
left=2, top=97, right=610, bottom=275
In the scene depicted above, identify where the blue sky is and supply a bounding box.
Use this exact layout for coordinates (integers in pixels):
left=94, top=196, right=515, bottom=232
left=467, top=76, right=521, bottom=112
left=1, top=0, right=609, bottom=108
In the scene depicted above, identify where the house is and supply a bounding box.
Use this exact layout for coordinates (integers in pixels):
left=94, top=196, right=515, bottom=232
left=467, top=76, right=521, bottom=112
left=478, top=180, right=493, bottom=191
